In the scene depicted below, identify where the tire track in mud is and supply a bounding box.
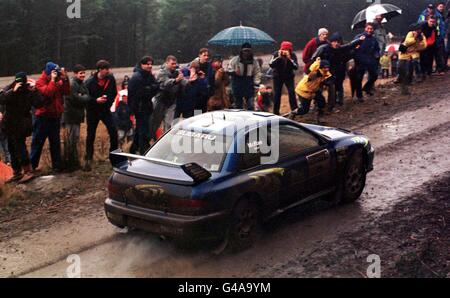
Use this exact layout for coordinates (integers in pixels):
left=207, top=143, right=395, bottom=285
left=18, top=109, right=450, bottom=277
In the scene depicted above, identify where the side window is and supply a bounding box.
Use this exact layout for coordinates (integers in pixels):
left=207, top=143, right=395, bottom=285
left=240, top=127, right=270, bottom=170
left=278, top=125, right=321, bottom=158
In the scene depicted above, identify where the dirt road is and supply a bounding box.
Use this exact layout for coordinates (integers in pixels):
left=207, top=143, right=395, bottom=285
left=0, top=75, right=449, bottom=278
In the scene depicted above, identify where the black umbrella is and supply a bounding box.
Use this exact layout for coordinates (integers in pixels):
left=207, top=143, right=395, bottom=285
left=352, top=3, right=402, bottom=30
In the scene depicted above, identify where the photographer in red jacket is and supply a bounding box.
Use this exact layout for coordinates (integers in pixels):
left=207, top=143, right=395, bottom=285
left=31, top=62, right=70, bottom=172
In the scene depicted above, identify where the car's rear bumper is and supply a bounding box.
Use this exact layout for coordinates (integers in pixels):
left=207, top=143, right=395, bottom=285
left=104, top=199, right=229, bottom=241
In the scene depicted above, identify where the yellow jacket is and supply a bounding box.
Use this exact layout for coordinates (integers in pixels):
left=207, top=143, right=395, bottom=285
left=380, top=55, right=391, bottom=69
left=295, top=58, right=332, bottom=99
left=399, top=31, right=427, bottom=60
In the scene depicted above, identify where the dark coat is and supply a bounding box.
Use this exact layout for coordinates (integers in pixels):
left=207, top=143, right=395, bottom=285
left=0, top=83, right=43, bottom=138
left=269, top=51, right=299, bottom=81
left=313, top=39, right=362, bottom=77
left=85, top=73, right=118, bottom=114
left=63, top=77, right=90, bottom=125
left=176, top=68, right=208, bottom=113
left=115, top=101, right=132, bottom=131
left=353, top=33, right=380, bottom=68
left=128, top=65, right=159, bottom=115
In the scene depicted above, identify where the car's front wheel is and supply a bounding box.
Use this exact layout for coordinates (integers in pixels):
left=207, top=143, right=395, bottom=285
left=227, top=198, right=261, bottom=251
left=340, top=148, right=366, bottom=204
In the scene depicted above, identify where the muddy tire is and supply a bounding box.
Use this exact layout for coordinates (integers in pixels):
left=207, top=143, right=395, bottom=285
left=227, top=199, right=261, bottom=252
left=340, top=148, right=366, bottom=204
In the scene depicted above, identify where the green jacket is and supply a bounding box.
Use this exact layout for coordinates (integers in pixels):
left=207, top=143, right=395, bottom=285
left=63, top=77, right=90, bottom=125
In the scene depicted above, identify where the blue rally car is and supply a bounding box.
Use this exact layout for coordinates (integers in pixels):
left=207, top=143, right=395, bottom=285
left=105, top=110, right=374, bottom=249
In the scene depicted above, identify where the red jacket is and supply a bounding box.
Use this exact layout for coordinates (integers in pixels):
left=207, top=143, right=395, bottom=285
left=302, top=37, right=327, bottom=73
left=35, top=71, right=70, bottom=118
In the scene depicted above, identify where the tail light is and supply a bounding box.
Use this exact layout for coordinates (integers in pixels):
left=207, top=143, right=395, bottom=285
left=168, top=198, right=209, bottom=215
left=107, top=179, right=124, bottom=202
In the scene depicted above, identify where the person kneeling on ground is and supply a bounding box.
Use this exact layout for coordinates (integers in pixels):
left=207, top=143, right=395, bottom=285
left=289, top=58, right=332, bottom=123
left=256, top=85, right=273, bottom=112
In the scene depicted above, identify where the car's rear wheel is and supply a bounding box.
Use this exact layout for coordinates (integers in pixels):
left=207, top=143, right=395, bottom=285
left=340, top=148, right=366, bottom=204
left=227, top=199, right=261, bottom=252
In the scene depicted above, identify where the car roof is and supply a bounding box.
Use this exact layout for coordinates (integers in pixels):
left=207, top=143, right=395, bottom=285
left=173, top=110, right=289, bottom=137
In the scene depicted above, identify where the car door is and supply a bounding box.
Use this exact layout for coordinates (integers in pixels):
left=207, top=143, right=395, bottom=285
left=272, top=124, right=336, bottom=202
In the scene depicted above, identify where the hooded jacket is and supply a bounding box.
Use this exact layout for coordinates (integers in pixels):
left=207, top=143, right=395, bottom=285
left=154, top=64, right=189, bottom=107
left=0, top=83, right=43, bottom=138
left=226, top=49, right=262, bottom=87
left=418, top=9, right=445, bottom=39
left=35, top=71, right=71, bottom=118
left=84, top=73, right=118, bottom=114
left=128, top=65, right=159, bottom=115
left=399, top=31, right=427, bottom=60
left=295, top=58, right=332, bottom=99
left=63, top=77, right=89, bottom=125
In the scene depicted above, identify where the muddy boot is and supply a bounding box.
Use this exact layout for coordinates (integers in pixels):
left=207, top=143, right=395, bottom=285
left=18, top=164, right=35, bottom=184
left=316, top=110, right=325, bottom=125
left=337, top=92, right=344, bottom=106
left=83, top=160, right=92, bottom=172
left=6, top=172, right=23, bottom=184
left=400, top=85, right=410, bottom=95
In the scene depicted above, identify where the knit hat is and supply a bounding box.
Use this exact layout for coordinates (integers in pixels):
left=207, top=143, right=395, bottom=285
left=15, top=72, right=28, bottom=84
left=329, top=32, right=343, bottom=43
left=280, top=41, right=294, bottom=53
left=241, top=42, right=252, bottom=49
left=409, top=22, right=423, bottom=31
left=318, top=28, right=329, bottom=36
left=45, top=62, right=59, bottom=75
left=320, top=59, right=330, bottom=69
left=211, top=54, right=223, bottom=62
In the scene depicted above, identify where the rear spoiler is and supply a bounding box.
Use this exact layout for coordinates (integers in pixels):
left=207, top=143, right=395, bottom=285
left=109, top=150, right=212, bottom=184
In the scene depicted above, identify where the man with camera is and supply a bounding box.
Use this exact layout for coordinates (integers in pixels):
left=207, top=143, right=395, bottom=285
left=31, top=62, right=70, bottom=173
left=149, top=55, right=189, bottom=141
left=269, top=41, right=299, bottom=115
left=84, top=60, right=118, bottom=171
left=0, top=72, right=43, bottom=183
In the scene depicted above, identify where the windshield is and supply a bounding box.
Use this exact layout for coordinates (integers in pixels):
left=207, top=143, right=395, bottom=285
left=146, top=129, right=233, bottom=172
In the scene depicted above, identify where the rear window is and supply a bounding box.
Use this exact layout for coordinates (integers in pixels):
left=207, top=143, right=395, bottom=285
left=146, top=129, right=233, bottom=172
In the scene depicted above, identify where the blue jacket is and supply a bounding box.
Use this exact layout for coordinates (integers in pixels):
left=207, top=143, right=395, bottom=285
left=176, top=68, right=208, bottom=113
left=418, top=9, right=446, bottom=39
left=353, top=33, right=380, bottom=67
